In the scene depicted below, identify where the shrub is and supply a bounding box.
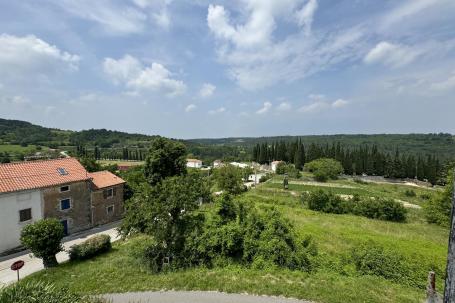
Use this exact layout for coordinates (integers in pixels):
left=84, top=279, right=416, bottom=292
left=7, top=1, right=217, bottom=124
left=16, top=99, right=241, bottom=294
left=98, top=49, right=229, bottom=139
left=0, top=281, right=101, bottom=303
left=69, top=235, right=111, bottom=261
left=306, top=190, right=407, bottom=222
left=259, top=173, right=272, bottom=183
left=20, top=219, right=64, bottom=268
left=351, top=241, right=407, bottom=283
left=424, top=169, right=453, bottom=227
left=214, top=165, right=245, bottom=195
left=404, top=189, right=416, bottom=197
left=352, top=198, right=407, bottom=222
left=275, top=163, right=301, bottom=179
left=306, top=158, right=343, bottom=182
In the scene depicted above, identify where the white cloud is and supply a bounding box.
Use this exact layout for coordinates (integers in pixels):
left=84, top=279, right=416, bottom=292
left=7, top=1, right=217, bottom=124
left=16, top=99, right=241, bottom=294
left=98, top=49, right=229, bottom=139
left=208, top=107, right=226, bottom=115
left=298, top=101, right=328, bottom=113
left=207, top=2, right=366, bottom=90
left=380, top=0, right=443, bottom=29
left=103, top=54, right=186, bottom=97
left=256, top=101, right=272, bottom=115
left=132, top=0, right=173, bottom=29
left=199, top=83, right=216, bottom=98
left=332, top=99, right=349, bottom=108
left=185, top=104, right=196, bottom=112
left=55, top=0, right=147, bottom=35
left=364, top=41, right=421, bottom=68
left=277, top=102, right=292, bottom=111
left=0, top=34, right=79, bottom=78
left=296, top=0, right=318, bottom=35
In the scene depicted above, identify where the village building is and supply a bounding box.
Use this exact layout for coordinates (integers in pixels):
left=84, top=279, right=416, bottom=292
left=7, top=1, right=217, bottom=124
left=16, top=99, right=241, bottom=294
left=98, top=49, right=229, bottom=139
left=229, top=162, right=250, bottom=169
left=271, top=160, right=284, bottom=172
left=0, top=158, right=125, bottom=254
left=186, top=158, right=202, bottom=168
left=213, top=160, right=223, bottom=168
left=89, top=171, right=125, bottom=226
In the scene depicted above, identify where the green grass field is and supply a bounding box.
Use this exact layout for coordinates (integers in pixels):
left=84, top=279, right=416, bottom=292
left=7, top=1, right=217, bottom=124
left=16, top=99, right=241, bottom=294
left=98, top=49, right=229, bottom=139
left=24, top=176, right=449, bottom=303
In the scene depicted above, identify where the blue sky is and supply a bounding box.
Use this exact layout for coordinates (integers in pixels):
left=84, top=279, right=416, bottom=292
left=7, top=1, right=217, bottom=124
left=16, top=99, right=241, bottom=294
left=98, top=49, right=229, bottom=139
left=0, top=0, right=454, bottom=138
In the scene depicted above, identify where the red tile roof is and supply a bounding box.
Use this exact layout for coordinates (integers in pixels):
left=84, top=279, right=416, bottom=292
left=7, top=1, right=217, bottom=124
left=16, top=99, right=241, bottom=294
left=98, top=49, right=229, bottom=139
left=88, top=171, right=125, bottom=190
left=0, top=158, right=90, bottom=194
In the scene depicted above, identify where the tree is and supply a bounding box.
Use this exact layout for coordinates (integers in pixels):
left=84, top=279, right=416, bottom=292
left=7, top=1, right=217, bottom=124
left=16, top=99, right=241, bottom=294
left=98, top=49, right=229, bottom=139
left=144, top=137, right=187, bottom=185
left=214, top=165, right=245, bottom=195
left=306, top=158, right=344, bottom=182
left=424, top=167, right=454, bottom=227
left=20, top=219, right=65, bottom=268
left=120, top=172, right=210, bottom=261
left=79, top=157, right=101, bottom=172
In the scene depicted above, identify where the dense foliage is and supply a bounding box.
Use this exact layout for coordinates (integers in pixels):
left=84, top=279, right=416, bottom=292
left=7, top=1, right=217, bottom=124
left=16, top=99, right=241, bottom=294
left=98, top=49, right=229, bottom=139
left=303, top=190, right=407, bottom=222
left=144, top=137, right=187, bottom=185
left=213, top=165, right=246, bottom=194
left=20, top=219, right=65, bottom=268
left=0, top=281, right=101, bottom=303
left=424, top=167, right=454, bottom=227
left=69, top=235, right=112, bottom=261
left=305, top=158, right=343, bottom=182
left=252, top=140, right=445, bottom=184
left=275, top=162, right=301, bottom=178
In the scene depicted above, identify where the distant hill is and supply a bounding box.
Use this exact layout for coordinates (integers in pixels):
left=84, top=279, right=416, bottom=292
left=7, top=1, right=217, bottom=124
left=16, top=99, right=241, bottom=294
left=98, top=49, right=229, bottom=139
left=0, top=118, right=454, bottom=162
left=187, top=134, right=455, bottom=160
left=0, top=118, right=155, bottom=148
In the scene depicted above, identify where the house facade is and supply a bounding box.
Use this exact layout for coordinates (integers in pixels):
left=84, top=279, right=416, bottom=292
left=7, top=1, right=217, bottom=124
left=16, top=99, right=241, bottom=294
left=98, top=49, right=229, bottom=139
left=186, top=159, right=202, bottom=168
left=0, top=158, right=125, bottom=254
left=89, top=171, right=125, bottom=226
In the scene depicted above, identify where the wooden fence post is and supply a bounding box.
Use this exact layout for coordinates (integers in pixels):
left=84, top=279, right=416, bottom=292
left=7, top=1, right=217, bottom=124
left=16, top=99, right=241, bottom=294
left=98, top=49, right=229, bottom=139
left=444, top=170, right=455, bottom=302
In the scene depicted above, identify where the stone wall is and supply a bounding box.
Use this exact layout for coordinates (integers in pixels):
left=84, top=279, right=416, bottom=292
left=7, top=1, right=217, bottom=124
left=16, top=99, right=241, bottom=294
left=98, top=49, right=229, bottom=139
left=91, top=184, right=124, bottom=226
left=42, top=180, right=92, bottom=234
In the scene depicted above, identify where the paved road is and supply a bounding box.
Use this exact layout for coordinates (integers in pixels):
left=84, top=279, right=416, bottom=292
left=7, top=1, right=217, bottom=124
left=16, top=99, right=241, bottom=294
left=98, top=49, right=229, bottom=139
left=0, top=221, right=121, bottom=286
left=103, top=291, right=313, bottom=303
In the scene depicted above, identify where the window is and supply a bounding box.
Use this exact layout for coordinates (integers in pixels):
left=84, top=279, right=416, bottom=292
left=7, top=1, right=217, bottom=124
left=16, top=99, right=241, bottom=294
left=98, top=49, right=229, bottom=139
left=106, top=205, right=114, bottom=215
left=60, top=185, right=70, bottom=192
left=57, top=167, right=68, bottom=175
left=60, top=198, right=71, bottom=210
left=19, top=208, right=32, bottom=222
left=104, top=188, right=114, bottom=199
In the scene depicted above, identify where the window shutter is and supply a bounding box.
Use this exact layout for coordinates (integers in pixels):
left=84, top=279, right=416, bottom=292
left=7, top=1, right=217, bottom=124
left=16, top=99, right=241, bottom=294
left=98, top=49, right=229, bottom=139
left=103, top=190, right=107, bottom=199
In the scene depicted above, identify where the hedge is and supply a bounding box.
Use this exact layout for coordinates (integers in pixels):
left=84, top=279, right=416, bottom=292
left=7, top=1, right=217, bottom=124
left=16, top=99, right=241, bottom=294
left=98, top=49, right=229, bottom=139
left=69, top=234, right=111, bottom=261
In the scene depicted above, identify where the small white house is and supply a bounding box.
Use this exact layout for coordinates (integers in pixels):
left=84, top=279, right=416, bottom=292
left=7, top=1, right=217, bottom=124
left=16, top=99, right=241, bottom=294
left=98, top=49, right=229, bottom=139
left=271, top=161, right=284, bottom=172
left=0, top=190, right=43, bottom=253
left=187, top=159, right=202, bottom=168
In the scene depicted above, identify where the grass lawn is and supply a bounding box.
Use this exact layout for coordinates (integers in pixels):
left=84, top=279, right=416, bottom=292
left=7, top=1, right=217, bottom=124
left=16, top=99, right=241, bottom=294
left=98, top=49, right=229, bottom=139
left=24, top=176, right=449, bottom=303
left=0, top=144, right=45, bottom=154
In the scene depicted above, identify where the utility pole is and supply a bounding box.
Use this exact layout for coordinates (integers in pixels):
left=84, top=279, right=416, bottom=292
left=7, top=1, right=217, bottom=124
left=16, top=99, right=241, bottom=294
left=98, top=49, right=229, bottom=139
left=444, top=169, right=455, bottom=303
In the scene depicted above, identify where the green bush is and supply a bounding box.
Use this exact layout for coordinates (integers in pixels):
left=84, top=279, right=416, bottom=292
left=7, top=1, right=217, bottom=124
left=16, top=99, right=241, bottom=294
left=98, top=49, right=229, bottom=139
left=275, top=163, right=301, bottom=179
left=306, top=158, right=343, bottom=182
left=306, top=190, right=407, bottom=222
left=259, top=173, right=272, bottom=183
left=424, top=169, right=453, bottom=227
left=69, top=235, right=111, bottom=261
left=0, top=281, right=101, bottom=303
left=351, top=242, right=407, bottom=283
left=20, top=219, right=64, bottom=268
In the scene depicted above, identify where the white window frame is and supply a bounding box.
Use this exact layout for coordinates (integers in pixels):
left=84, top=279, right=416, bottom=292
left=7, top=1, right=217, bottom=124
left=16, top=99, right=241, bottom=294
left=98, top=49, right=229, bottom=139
left=59, top=185, right=70, bottom=193
left=18, top=208, right=32, bottom=223
left=60, top=198, right=72, bottom=211
left=106, top=205, right=114, bottom=215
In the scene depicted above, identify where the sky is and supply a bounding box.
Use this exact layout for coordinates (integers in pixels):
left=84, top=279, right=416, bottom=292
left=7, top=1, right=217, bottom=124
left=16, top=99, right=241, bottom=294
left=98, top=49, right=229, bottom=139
left=0, top=0, right=454, bottom=139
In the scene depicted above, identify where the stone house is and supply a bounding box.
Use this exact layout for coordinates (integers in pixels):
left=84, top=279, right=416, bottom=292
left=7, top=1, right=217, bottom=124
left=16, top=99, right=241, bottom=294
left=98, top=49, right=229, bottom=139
left=0, top=158, right=125, bottom=254
left=89, top=171, right=125, bottom=226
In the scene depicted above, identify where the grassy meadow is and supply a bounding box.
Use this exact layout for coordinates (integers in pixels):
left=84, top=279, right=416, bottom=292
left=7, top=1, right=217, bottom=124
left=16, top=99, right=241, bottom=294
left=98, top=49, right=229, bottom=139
left=24, top=176, right=449, bottom=303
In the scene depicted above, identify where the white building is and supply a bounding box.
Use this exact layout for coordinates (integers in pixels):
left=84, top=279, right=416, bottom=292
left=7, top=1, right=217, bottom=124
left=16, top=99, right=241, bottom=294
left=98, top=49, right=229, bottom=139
left=0, top=190, right=43, bottom=253
left=229, top=162, right=250, bottom=169
left=187, top=159, right=202, bottom=168
left=271, top=161, right=284, bottom=172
